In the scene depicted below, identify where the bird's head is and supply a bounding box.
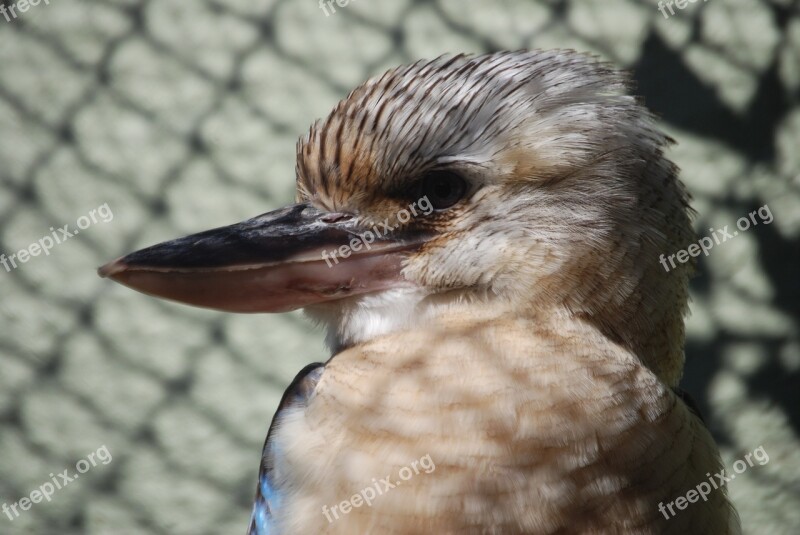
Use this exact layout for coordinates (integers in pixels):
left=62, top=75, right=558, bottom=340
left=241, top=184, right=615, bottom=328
left=100, top=51, right=695, bottom=385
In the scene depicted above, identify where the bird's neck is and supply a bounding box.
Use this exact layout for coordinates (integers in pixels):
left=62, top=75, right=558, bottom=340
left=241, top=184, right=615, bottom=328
left=307, top=284, right=685, bottom=388
left=568, top=289, right=687, bottom=388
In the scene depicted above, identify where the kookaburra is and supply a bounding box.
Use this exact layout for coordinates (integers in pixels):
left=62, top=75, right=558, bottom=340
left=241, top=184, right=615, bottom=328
left=99, top=50, right=739, bottom=534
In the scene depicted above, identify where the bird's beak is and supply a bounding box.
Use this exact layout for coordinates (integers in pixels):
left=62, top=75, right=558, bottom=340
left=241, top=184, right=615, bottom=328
left=98, top=203, right=425, bottom=313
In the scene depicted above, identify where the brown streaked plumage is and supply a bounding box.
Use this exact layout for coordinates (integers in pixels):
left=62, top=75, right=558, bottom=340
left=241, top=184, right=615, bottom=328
left=99, top=50, right=738, bottom=534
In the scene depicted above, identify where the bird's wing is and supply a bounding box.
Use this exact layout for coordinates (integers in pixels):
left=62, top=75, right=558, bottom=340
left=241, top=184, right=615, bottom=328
left=672, top=386, right=707, bottom=425
left=248, top=362, right=325, bottom=535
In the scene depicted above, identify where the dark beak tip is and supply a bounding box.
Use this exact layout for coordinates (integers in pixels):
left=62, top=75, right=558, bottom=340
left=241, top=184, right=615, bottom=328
left=98, top=257, right=128, bottom=279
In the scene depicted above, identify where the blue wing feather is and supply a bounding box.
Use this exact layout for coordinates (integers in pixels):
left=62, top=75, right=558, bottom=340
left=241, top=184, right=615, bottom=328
left=248, top=363, right=325, bottom=535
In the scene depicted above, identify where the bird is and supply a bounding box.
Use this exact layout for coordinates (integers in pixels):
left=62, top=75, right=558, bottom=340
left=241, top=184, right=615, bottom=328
left=98, top=50, right=740, bottom=534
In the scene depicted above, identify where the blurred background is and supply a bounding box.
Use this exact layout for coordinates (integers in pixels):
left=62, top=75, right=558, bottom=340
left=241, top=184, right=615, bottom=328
left=0, top=0, right=798, bottom=533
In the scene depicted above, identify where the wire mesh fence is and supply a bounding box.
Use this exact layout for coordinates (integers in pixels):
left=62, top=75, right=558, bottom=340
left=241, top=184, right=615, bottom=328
left=0, top=0, right=798, bottom=533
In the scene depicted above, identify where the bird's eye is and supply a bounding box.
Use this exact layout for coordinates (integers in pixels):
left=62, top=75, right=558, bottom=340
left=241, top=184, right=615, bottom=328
left=417, top=171, right=467, bottom=210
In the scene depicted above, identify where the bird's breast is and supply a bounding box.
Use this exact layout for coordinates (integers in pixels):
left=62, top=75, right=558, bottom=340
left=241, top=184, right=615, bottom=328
left=270, top=316, right=729, bottom=534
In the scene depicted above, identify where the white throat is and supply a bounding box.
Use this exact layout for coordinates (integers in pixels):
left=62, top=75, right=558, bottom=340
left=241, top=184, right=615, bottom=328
left=305, top=288, right=433, bottom=353
left=305, top=287, right=513, bottom=355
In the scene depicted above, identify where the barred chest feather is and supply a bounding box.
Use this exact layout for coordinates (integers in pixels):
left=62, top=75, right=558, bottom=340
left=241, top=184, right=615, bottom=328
left=267, top=314, right=732, bottom=535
